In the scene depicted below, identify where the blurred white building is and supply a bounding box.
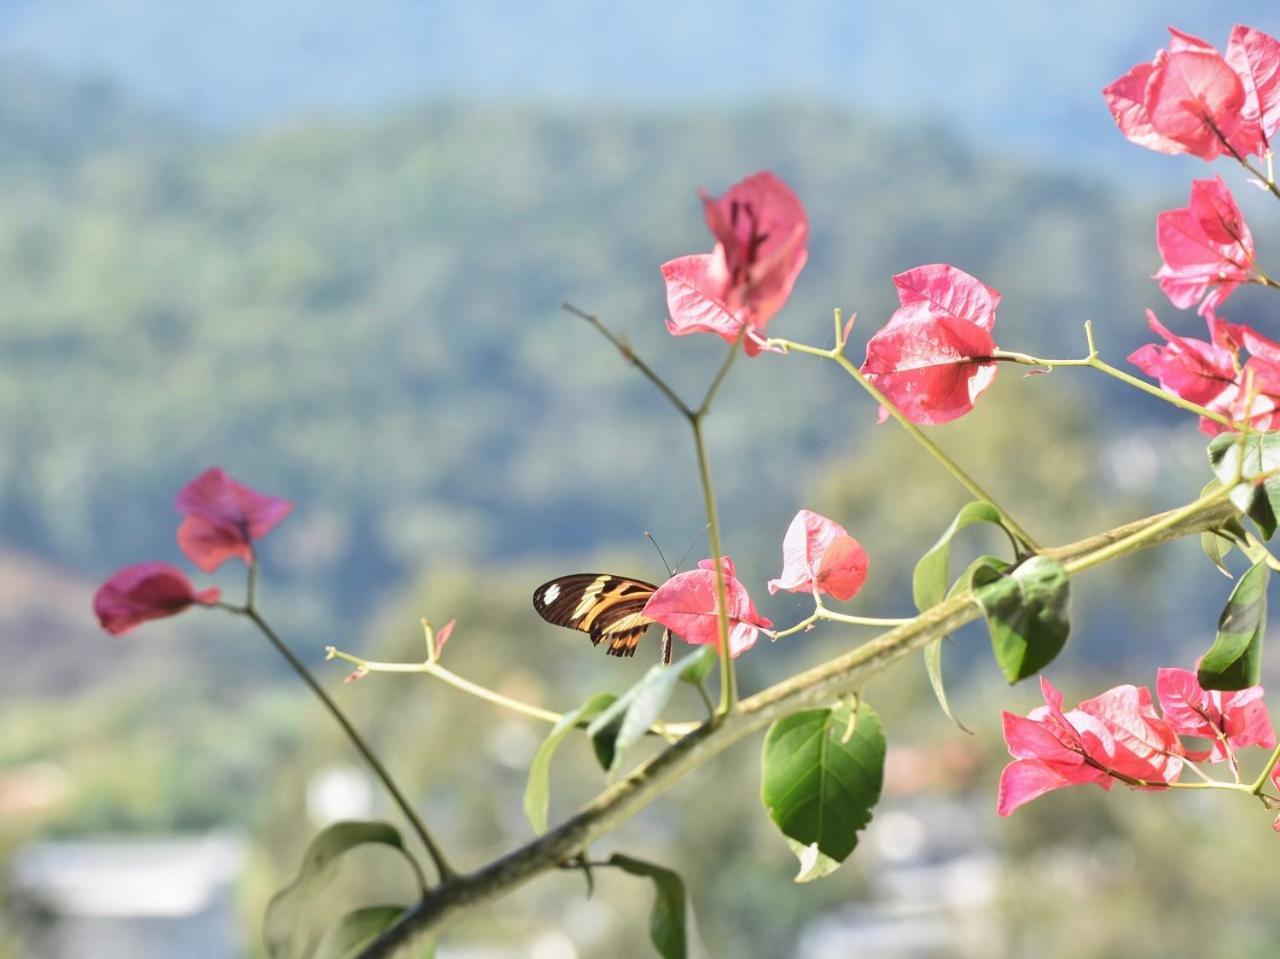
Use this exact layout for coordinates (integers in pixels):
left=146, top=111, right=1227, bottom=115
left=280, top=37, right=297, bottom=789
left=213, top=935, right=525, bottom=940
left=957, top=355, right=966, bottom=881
left=7, top=834, right=246, bottom=959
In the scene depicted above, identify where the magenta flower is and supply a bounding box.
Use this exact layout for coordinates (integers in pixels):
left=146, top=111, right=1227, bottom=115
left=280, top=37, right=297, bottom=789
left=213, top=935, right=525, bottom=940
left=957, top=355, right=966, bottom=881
left=662, top=171, right=808, bottom=355
left=859, top=264, right=1001, bottom=425
left=1104, top=25, right=1280, bottom=160
left=175, top=467, right=293, bottom=572
left=767, top=509, right=869, bottom=602
left=1155, top=177, right=1255, bottom=317
left=997, top=677, right=1183, bottom=816
left=1128, top=310, right=1280, bottom=435
left=642, top=557, right=773, bottom=658
left=94, top=562, right=221, bottom=636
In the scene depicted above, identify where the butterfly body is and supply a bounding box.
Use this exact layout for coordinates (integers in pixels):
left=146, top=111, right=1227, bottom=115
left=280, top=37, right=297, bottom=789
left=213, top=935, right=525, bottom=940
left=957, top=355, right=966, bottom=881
left=532, top=573, right=672, bottom=662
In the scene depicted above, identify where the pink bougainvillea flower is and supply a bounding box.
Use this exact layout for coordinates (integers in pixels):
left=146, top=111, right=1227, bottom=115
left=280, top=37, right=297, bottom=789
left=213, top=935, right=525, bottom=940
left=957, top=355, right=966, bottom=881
left=998, top=676, right=1183, bottom=816
left=1128, top=310, right=1280, bottom=435
left=662, top=171, right=808, bottom=356
left=1156, top=667, right=1275, bottom=762
left=1155, top=177, right=1256, bottom=316
left=175, top=467, right=293, bottom=573
left=642, top=556, right=773, bottom=657
left=94, top=562, right=221, bottom=636
left=767, top=509, right=869, bottom=602
left=1103, top=25, right=1280, bottom=160
left=859, top=264, right=1000, bottom=425
left=1128, top=309, right=1239, bottom=412
left=1226, top=25, right=1280, bottom=157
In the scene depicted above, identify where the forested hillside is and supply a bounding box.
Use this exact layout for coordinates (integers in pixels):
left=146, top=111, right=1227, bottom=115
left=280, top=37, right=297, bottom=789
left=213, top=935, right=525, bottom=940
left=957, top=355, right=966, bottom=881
left=4, top=73, right=1228, bottom=648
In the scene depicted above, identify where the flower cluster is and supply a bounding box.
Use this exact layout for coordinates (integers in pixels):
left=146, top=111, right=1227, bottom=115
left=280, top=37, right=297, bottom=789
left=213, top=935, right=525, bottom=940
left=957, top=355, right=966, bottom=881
left=999, top=670, right=1275, bottom=817
left=94, top=467, right=291, bottom=634
left=641, top=509, right=868, bottom=658
left=1129, top=309, right=1280, bottom=435
left=1105, top=25, right=1280, bottom=161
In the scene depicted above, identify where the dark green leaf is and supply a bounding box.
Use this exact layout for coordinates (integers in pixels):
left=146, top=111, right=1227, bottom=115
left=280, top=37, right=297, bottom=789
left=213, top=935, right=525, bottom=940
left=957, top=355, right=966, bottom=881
left=587, top=647, right=706, bottom=773
left=914, top=502, right=1013, bottom=727
left=1207, top=432, right=1280, bottom=540
left=315, top=906, right=407, bottom=959
left=972, top=556, right=1071, bottom=683
left=1199, top=559, right=1270, bottom=690
left=608, top=854, right=689, bottom=959
left=524, top=692, right=617, bottom=833
left=912, top=501, right=1008, bottom=612
left=264, top=821, right=422, bottom=959
left=760, top=702, right=885, bottom=869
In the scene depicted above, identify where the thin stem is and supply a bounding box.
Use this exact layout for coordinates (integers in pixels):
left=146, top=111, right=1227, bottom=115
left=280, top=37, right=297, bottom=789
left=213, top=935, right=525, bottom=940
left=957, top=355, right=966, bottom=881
left=325, top=647, right=699, bottom=738
left=768, top=336, right=1040, bottom=551
left=562, top=303, right=693, bottom=418
left=1249, top=741, right=1280, bottom=794
left=771, top=605, right=913, bottom=642
left=695, top=332, right=743, bottom=416
left=989, top=320, right=1238, bottom=432
left=242, top=607, right=456, bottom=882
left=692, top=414, right=736, bottom=714
left=695, top=679, right=716, bottom=718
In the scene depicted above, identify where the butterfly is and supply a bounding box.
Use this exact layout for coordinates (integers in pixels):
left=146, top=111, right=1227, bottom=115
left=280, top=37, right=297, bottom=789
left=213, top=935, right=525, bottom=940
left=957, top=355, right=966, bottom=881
left=532, top=573, right=673, bottom=664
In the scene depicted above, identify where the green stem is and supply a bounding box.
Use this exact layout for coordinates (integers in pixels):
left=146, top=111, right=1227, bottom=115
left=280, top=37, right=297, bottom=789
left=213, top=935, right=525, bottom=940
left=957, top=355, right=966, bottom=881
left=563, top=303, right=693, bottom=418
left=241, top=608, right=456, bottom=882
left=692, top=414, right=736, bottom=714
left=991, top=348, right=1237, bottom=431
left=325, top=647, right=698, bottom=739
left=1249, top=741, right=1280, bottom=794
left=768, top=337, right=1040, bottom=551
left=771, top=606, right=912, bottom=642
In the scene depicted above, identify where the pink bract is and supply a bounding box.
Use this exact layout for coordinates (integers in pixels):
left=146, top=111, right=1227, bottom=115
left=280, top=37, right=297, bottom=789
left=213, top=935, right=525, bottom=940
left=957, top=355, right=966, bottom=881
left=767, top=509, right=869, bottom=602
left=175, top=467, right=293, bottom=572
left=642, top=556, right=772, bottom=658
left=997, top=677, right=1183, bottom=816
left=1104, top=25, right=1280, bottom=160
left=1128, top=310, right=1280, bottom=435
left=859, top=264, right=1000, bottom=425
left=662, top=171, right=808, bottom=355
left=94, top=562, right=221, bottom=636
left=1155, top=177, right=1254, bottom=317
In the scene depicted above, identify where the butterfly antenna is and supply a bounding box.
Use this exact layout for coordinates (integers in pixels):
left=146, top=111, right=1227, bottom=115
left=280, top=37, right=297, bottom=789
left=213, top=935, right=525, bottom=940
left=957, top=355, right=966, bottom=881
left=645, top=531, right=675, bottom=576
left=675, top=523, right=711, bottom=573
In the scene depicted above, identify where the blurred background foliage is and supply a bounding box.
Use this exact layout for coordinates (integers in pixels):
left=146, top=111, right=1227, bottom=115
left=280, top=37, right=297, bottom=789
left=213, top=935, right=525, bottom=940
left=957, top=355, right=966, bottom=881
left=4, top=3, right=1280, bottom=957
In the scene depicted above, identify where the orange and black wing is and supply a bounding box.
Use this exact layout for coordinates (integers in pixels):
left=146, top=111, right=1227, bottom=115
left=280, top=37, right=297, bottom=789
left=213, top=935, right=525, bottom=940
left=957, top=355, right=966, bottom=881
left=532, top=573, right=661, bottom=658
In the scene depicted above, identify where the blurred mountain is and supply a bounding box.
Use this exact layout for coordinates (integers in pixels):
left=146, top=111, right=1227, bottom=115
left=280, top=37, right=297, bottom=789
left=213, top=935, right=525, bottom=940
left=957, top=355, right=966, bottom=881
left=1, top=2, right=1278, bottom=180
left=4, top=55, right=1273, bottom=688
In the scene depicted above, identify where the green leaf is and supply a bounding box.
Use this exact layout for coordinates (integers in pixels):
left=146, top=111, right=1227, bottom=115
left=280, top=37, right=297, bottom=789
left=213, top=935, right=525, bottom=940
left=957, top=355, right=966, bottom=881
left=315, top=906, right=407, bottom=959
left=972, top=555, right=1071, bottom=683
left=912, top=501, right=1009, bottom=612
left=1208, top=432, right=1280, bottom=540
left=760, top=702, right=885, bottom=870
left=608, top=854, right=690, bottom=959
left=921, top=554, right=1010, bottom=734
left=587, top=647, right=706, bottom=773
left=1199, top=559, right=1270, bottom=690
left=913, top=503, right=1014, bottom=728
left=1198, top=482, right=1246, bottom=578
left=264, top=821, right=421, bottom=959
left=524, top=692, right=617, bottom=834
left=677, top=645, right=715, bottom=685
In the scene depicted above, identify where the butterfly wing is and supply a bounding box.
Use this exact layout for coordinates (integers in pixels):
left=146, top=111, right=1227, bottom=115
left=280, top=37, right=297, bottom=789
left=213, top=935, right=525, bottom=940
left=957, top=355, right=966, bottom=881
left=532, top=573, right=661, bottom=658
